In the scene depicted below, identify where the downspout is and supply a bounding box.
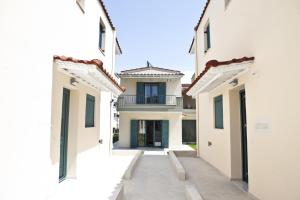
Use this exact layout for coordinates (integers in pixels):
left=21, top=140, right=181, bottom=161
left=108, top=29, right=117, bottom=155
left=194, top=29, right=200, bottom=157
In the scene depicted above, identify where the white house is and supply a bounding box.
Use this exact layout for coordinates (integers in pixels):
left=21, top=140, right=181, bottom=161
left=116, top=64, right=185, bottom=149
left=0, top=0, right=123, bottom=199
left=185, top=0, right=300, bottom=199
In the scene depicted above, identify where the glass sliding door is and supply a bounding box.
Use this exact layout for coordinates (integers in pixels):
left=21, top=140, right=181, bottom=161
left=138, top=120, right=146, bottom=147
left=146, top=121, right=154, bottom=146
left=154, top=121, right=162, bottom=147
left=144, top=83, right=159, bottom=104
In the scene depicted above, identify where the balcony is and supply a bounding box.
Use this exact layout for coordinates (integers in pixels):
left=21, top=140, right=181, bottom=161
left=117, top=95, right=183, bottom=111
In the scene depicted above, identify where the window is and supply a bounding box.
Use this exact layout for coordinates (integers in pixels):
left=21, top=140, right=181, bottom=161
left=76, top=0, right=85, bottom=13
left=85, top=94, right=95, bottom=127
left=214, top=95, right=223, bottom=129
left=204, top=22, right=211, bottom=52
left=99, top=19, right=106, bottom=52
left=144, top=83, right=159, bottom=104
left=225, top=0, right=231, bottom=8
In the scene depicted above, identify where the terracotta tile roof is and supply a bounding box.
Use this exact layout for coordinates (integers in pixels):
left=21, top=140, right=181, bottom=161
left=53, top=55, right=125, bottom=92
left=182, top=84, right=191, bottom=92
left=119, top=66, right=183, bottom=75
left=182, top=83, right=191, bottom=88
left=184, top=56, right=255, bottom=94
left=194, top=0, right=211, bottom=31
left=98, top=0, right=115, bottom=30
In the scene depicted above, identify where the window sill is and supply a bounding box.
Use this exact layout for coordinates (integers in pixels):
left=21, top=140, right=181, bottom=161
left=85, top=125, right=95, bottom=128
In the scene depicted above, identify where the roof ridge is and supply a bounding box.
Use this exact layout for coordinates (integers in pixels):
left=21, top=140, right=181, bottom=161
left=120, top=66, right=182, bottom=74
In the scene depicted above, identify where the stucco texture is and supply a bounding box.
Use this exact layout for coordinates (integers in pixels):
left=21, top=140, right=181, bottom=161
left=193, top=0, right=300, bottom=199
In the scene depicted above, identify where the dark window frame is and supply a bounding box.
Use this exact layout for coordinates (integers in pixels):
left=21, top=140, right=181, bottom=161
left=214, top=95, right=224, bottom=129
left=85, top=94, right=95, bottom=128
left=204, top=22, right=211, bottom=53
left=99, top=19, right=106, bottom=52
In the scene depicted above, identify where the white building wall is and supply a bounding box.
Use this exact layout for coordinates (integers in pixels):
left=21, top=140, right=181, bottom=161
left=194, top=0, right=300, bottom=199
left=120, top=78, right=182, bottom=97
left=0, top=0, right=118, bottom=199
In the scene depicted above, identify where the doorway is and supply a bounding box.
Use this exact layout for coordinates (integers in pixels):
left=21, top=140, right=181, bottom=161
left=144, top=83, right=159, bottom=104
left=240, top=90, right=248, bottom=183
left=138, top=120, right=162, bottom=147
left=59, top=88, right=70, bottom=182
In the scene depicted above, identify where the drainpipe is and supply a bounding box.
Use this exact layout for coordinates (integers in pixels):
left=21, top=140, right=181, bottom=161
left=194, top=30, right=200, bottom=157
left=108, top=30, right=117, bottom=155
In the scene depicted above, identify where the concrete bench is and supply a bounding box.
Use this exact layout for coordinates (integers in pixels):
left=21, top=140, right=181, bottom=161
left=168, top=151, right=186, bottom=181
left=123, top=150, right=144, bottom=180
left=185, top=184, right=203, bottom=200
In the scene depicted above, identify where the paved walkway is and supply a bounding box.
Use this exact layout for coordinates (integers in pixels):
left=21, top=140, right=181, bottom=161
left=178, top=157, right=255, bottom=200
left=123, top=151, right=185, bottom=200
left=47, top=154, right=134, bottom=200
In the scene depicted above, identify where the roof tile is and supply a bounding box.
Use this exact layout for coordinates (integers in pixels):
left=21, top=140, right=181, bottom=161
left=184, top=56, right=255, bottom=94
left=53, top=55, right=125, bottom=92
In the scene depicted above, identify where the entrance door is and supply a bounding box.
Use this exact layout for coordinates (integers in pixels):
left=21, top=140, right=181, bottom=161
left=59, top=88, right=70, bottom=182
left=240, top=90, right=248, bottom=183
left=146, top=121, right=154, bottom=146
left=154, top=121, right=162, bottom=147
left=144, top=120, right=162, bottom=147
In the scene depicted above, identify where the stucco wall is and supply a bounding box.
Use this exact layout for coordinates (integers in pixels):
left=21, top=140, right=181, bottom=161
left=119, top=112, right=182, bottom=149
left=51, top=63, right=101, bottom=178
left=194, top=0, right=300, bottom=199
left=120, top=78, right=182, bottom=97
left=0, top=0, right=117, bottom=199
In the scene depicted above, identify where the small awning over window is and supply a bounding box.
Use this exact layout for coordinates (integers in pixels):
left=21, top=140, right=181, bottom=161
left=54, top=55, right=125, bottom=96
left=185, top=57, right=254, bottom=97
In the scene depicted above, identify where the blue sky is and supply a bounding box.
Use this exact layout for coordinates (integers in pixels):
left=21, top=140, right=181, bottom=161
left=104, top=0, right=205, bottom=83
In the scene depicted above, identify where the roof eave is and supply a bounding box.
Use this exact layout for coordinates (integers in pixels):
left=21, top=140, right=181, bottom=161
left=185, top=57, right=255, bottom=96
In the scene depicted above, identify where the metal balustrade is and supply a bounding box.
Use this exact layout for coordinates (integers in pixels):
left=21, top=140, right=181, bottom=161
left=117, top=95, right=183, bottom=110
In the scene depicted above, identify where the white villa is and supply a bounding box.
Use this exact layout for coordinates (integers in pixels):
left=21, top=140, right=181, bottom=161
left=116, top=64, right=193, bottom=149
left=0, top=0, right=123, bottom=199
left=186, top=0, right=300, bottom=199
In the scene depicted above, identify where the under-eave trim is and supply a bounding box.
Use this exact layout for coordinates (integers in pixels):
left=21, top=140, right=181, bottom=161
left=184, top=56, right=255, bottom=96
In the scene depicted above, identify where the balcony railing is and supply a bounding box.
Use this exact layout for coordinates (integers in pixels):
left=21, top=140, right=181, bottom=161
left=117, top=95, right=183, bottom=110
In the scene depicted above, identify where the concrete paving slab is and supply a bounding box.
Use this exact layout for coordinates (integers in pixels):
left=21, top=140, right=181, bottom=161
left=123, top=153, right=186, bottom=200
left=47, top=155, right=134, bottom=200
left=179, top=157, right=256, bottom=200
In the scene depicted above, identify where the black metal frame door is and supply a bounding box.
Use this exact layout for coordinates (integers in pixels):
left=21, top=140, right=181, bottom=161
left=59, top=88, right=70, bottom=182
left=240, top=90, right=248, bottom=183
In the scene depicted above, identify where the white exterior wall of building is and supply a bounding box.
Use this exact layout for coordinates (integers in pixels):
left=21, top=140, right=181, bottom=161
left=118, top=75, right=183, bottom=149
left=119, top=112, right=182, bottom=149
left=120, top=78, right=182, bottom=97
left=193, top=0, right=300, bottom=199
left=0, top=1, right=118, bottom=199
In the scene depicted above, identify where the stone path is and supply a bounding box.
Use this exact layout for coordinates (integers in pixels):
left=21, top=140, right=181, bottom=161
left=178, top=157, right=255, bottom=200
left=47, top=154, right=134, bottom=200
left=123, top=151, right=186, bottom=200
